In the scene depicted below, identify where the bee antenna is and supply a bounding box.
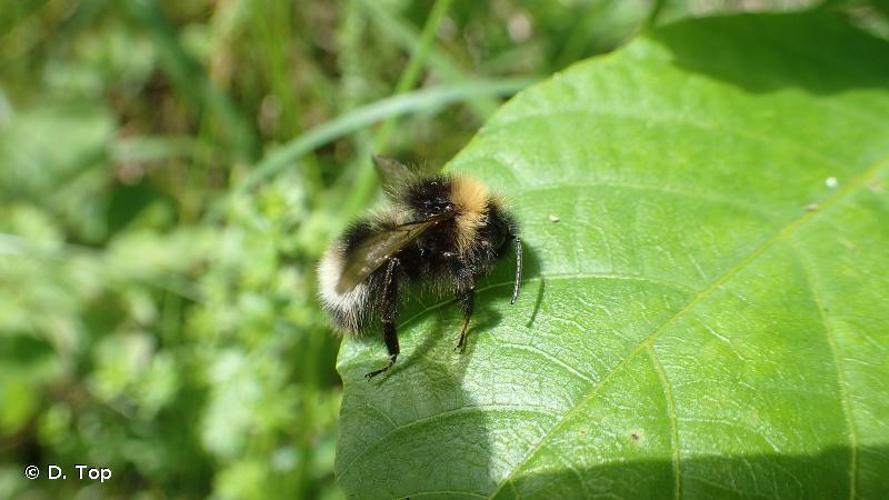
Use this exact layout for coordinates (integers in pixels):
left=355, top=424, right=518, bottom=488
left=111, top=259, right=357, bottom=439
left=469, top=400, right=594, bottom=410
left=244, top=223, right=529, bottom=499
left=511, top=237, right=522, bottom=304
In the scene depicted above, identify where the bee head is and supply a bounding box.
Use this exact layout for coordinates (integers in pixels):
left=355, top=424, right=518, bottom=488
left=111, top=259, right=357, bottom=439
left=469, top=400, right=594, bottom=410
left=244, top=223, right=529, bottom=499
left=405, top=176, right=455, bottom=218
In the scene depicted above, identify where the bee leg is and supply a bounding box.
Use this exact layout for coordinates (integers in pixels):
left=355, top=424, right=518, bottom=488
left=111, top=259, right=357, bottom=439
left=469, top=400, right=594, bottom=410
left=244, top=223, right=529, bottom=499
left=366, top=258, right=401, bottom=380
left=511, top=236, right=522, bottom=304
left=453, top=267, right=476, bottom=353
left=455, top=290, right=474, bottom=353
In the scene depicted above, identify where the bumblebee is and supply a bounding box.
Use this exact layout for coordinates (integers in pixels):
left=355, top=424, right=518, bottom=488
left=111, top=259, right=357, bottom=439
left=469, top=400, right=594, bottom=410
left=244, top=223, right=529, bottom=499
left=318, top=157, right=522, bottom=379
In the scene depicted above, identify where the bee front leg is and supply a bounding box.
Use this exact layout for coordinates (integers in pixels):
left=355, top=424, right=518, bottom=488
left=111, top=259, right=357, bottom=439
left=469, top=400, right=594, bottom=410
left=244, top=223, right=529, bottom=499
left=366, top=258, right=401, bottom=380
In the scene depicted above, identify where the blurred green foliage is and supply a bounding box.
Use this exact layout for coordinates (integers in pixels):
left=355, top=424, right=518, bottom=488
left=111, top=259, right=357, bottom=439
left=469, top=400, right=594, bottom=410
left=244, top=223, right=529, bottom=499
left=2, top=0, right=878, bottom=498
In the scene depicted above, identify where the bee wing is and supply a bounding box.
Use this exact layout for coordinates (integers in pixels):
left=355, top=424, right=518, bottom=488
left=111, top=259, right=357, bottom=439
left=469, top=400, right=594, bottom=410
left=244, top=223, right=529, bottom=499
left=372, top=155, right=439, bottom=199
left=336, top=214, right=452, bottom=294
left=373, top=155, right=414, bottom=182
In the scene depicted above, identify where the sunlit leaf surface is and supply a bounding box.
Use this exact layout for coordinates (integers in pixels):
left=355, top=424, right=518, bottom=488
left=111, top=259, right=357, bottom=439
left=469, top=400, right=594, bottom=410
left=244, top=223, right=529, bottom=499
left=336, top=10, right=889, bottom=499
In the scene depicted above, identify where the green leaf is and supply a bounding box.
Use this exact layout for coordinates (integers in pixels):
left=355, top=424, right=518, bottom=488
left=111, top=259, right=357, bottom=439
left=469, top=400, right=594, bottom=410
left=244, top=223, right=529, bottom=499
left=0, top=103, right=113, bottom=199
left=335, top=9, right=889, bottom=499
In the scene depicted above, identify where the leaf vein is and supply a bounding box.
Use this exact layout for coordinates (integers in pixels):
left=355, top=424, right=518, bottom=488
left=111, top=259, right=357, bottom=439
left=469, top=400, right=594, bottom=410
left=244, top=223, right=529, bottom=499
left=465, top=154, right=784, bottom=219
left=365, top=404, right=398, bottom=430
left=487, top=108, right=850, bottom=171
left=494, top=340, right=595, bottom=385
left=401, top=489, right=488, bottom=499
left=519, top=182, right=779, bottom=220
left=486, top=348, right=646, bottom=499
left=790, top=238, right=859, bottom=500
left=397, top=273, right=697, bottom=330
left=338, top=405, right=558, bottom=480
left=647, top=346, right=682, bottom=500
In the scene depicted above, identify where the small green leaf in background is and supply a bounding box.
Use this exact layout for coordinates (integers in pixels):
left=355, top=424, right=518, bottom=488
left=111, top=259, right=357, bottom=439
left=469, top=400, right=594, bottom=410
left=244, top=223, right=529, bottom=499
left=336, top=8, right=889, bottom=499
left=0, top=104, right=112, bottom=199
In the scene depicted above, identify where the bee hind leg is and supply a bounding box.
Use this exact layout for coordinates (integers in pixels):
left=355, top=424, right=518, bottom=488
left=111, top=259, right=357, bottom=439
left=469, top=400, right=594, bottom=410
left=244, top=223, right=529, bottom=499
left=366, top=258, right=401, bottom=380
left=365, top=323, right=399, bottom=380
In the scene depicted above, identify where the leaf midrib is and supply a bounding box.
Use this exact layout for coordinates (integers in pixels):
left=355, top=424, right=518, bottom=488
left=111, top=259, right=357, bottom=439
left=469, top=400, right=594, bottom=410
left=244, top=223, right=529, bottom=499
left=486, top=155, right=889, bottom=498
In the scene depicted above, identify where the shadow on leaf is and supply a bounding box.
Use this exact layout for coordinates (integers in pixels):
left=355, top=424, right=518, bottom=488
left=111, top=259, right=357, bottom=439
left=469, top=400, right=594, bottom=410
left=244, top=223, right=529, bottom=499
left=651, top=9, right=889, bottom=95
left=483, top=444, right=887, bottom=499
